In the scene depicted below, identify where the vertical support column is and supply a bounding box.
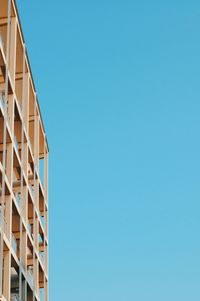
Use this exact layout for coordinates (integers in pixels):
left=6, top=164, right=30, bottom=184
left=23, top=75, right=29, bottom=296
left=8, top=17, right=17, bottom=137
left=35, top=218, right=39, bottom=257
left=6, top=99, right=14, bottom=182
left=22, top=277, right=27, bottom=301
left=45, top=148, right=48, bottom=300
left=32, top=93, right=37, bottom=301
left=21, top=218, right=27, bottom=266
left=9, top=17, right=17, bottom=86
left=4, top=197, right=12, bottom=301
left=34, top=107, right=39, bottom=172
left=34, top=113, right=39, bottom=219
left=41, top=136, right=46, bottom=299
left=44, top=147, right=48, bottom=238
left=8, top=16, right=17, bottom=133
left=35, top=258, right=39, bottom=297
left=44, top=278, right=48, bottom=301
left=0, top=0, right=11, bottom=296
left=23, top=72, right=29, bottom=137
left=21, top=45, right=28, bottom=301
left=19, top=42, right=26, bottom=301
left=44, top=144, right=48, bottom=202
left=3, top=249, right=11, bottom=300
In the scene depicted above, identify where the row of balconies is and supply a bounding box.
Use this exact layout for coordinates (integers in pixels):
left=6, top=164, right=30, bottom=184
left=0, top=161, right=48, bottom=277
left=1, top=236, right=46, bottom=301
left=0, top=117, right=47, bottom=239
left=0, top=204, right=47, bottom=268
left=0, top=31, right=47, bottom=191
left=0, top=188, right=47, bottom=248
left=0, top=87, right=46, bottom=190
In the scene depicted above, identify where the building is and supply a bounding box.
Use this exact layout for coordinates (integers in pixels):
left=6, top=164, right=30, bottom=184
left=0, top=0, right=49, bottom=300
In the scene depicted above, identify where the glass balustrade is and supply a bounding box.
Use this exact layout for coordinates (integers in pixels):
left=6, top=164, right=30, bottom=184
left=27, top=223, right=32, bottom=236
left=40, top=252, right=45, bottom=265
left=29, top=184, right=34, bottom=200
left=0, top=92, right=8, bottom=113
left=0, top=206, right=7, bottom=232
left=15, top=192, right=21, bottom=208
left=11, top=234, right=17, bottom=254
left=11, top=294, right=19, bottom=301
left=27, top=268, right=34, bottom=288
left=14, top=136, right=19, bottom=152
left=0, top=35, right=2, bottom=48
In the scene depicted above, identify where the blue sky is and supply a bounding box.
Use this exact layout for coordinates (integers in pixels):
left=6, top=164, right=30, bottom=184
left=17, top=1, right=200, bottom=300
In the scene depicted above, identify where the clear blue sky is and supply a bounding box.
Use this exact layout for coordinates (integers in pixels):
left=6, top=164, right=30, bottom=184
left=17, top=1, right=200, bottom=300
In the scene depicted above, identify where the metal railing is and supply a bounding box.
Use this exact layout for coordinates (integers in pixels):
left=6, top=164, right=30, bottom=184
left=11, top=294, right=19, bottom=301
left=15, top=191, right=21, bottom=208
left=17, top=98, right=22, bottom=113
left=39, top=288, right=45, bottom=301
left=0, top=90, right=11, bottom=125
left=0, top=93, right=7, bottom=112
left=0, top=34, right=2, bottom=48
left=40, top=251, right=45, bottom=264
left=11, top=233, right=17, bottom=254
left=27, top=268, right=34, bottom=288
left=39, top=212, right=45, bottom=229
left=27, top=222, right=32, bottom=235
left=29, top=184, right=34, bottom=200
left=0, top=206, right=7, bottom=232
left=27, top=222, right=34, bottom=240
left=28, top=137, right=33, bottom=154
left=14, top=135, right=19, bottom=152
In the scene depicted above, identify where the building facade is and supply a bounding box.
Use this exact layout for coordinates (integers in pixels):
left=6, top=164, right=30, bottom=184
left=0, top=0, right=49, bottom=300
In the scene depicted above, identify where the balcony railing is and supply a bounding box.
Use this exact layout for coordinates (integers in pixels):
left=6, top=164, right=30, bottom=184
left=27, top=268, right=34, bottom=288
left=27, top=223, right=31, bottom=235
left=27, top=222, right=34, bottom=239
left=28, top=137, right=33, bottom=154
left=39, top=252, right=45, bottom=265
left=29, top=184, right=35, bottom=200
left=0, top=207, right=3, bottom=224
left=0, top=91, right=11, bottom=126
left=0, top=35, right=2, bottom=48
left=11, top=234, right=17, bottom=254
left=39, top=212, right=45, bottom=229
left=15, top=192, right=21, bottom=208
left=14, top=135, right=19, bottom=153
left=11, top=294, right=19, bottom=301
left=0, top=92, right=8, bottom=113
left=39, top=288, right=45, bottom=301
left=0, top=206, right=7, bottom=232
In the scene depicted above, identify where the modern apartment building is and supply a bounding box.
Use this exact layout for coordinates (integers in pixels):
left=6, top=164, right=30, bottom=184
left=0, top=0, right=49, bottom=301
